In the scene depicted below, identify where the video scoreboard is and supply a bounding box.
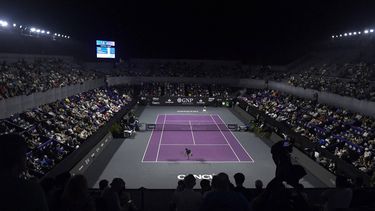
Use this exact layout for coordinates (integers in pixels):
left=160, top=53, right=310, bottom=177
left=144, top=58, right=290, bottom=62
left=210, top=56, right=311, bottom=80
left=96, top=40, right=115, bottom=59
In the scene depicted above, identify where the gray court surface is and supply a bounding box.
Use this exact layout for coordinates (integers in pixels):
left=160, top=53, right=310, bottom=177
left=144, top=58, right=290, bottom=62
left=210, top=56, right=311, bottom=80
left=87, top=106, right=326, bottom=189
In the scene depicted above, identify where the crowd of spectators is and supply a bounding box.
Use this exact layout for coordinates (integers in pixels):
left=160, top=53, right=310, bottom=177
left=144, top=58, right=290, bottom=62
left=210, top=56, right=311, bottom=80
left=109, top=60, right=375, bottom=102
left=139, top=82, right=232, bottom=98
left=0, top=87, right=132, bottom=179
left=2, top=57, right=375, bottom=104
left=0, top=58, right=102, bottom=100
left=239, top=89, right=375, bottom=178
left=112, top=61, right=244, bottom=78
left=1, top=57, right=375, bottom=210
left=2, top=133, right=364, bottom=211
left=113, top=60, right=375, bottom=102
left=288, top=63, right=375, bottom=101
left=108, top=61, right=287, bottom=80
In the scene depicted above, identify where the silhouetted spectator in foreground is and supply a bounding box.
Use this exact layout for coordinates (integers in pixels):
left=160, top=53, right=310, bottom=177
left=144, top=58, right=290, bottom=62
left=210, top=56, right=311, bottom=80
left=200, top=175, right=219, bottom=198
left=102, top=178, right=127, bottom=211
left=41, top=177, right=57, bottom=210
left=172, top=174, right=202, bottom=211
left=321, top=176, right=353, bottom=211
left=52, top=171, right=72, bottom=210
left=170, top=180, right=186, bottom=210
left=99, top=179, right=109, bottom=195
left=200, top=179, right=211, bottom=197
left=271, top=140, right=293, bottom=182
left=233, top=173, right=252, bottom=201
left=61, top=174, right=96, bottom=211
left=99, top=179, right=109, bottom=190
left=55, top=172, right=72, bottom=196
left=252, top=165, right=310, bottom=211
left=252, top=180, right=263, bottom=199
left=350, top=177, right=369, bottom=208
left=200, top=173, right=249, bottom=211
left=118, top=182, right=135, bottom=211
left=175, top=180, right=185, bottom=193
left=0, top=133, right=49, bottom=211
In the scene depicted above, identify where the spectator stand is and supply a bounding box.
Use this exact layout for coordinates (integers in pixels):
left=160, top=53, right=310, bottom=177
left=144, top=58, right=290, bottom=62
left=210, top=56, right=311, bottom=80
left=236, top=91, right=373, bottom=186
left=0, top=87, right=136, bottom=181
left=88, top=187, right=375, bottom=211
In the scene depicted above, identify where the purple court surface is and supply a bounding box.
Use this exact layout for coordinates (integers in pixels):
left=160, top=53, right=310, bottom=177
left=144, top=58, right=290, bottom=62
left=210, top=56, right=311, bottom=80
left=142, top=114, right=254, bottom=163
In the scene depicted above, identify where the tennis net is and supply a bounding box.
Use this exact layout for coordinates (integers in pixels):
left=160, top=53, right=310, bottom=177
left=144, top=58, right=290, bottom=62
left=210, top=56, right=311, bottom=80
left=145, top=123, right=238, bottom=131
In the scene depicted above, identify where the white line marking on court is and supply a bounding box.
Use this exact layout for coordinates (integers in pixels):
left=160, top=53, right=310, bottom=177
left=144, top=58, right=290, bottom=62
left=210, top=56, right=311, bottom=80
left=215, top=114, right=255, bottom=163
left=155, top=114, right=166, bottom=161
left=160, top=144, right=229, bottom=146
left=164, top=120, right=216, bottom=123
left=141, top=114, right=160, bottom=162
left=189, top=121, right=196, bottom=145
left=209, top=114, right=240, bottom=162
left=161, top=113, right=213, bottom=116
left=142, top=160, right=253, bottom=164
left=142, top=113, right=255, bottom=164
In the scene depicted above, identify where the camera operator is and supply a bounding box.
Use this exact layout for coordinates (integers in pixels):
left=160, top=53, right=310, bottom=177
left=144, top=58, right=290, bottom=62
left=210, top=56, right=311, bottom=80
left=271, top=137, right=294, bottom=182
left=252, top=138, right=310, bottom=211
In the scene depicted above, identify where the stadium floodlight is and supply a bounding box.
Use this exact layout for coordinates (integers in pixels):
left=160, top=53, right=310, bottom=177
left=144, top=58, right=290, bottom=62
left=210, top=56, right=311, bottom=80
left=358, top=31, right=361, bottom=34
left=364, top=30, right=369, bottom=34
left=57, top=34, right=61, bottom=37
left=335, top=35, right=338, bottom=38
left=13, top=23, right=16, bottom=27
left=370, top=29, right=374, bottom=33
left=36, top=29, right=41, bottom=33
left=331, top=35, right=335, bottom=38
left=353, top=32, right=357, bottom=35
left=348, top=32, right=352, bottom=36
left=339, top=34, right=343, bottom=37
left=0, top=20, right=8, bottom=27
left=30, top=27, right=36, bottom=32
left=41, top=30, right=45, bottom=34
left=46, top=31, right=50, bottom=34
left=67, top=36, right=70, bottom=39
left=344, top=33, right=348, bottom=36
left=54, top=33, right=57, bottom=36
left=19, top=25, right=22, bottom=28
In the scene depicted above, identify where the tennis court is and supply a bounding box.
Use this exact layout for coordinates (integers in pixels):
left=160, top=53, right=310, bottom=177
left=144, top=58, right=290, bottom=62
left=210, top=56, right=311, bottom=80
left=89, top=106, right=325, bottom=189
left=142, top=114, right=254, bottom=163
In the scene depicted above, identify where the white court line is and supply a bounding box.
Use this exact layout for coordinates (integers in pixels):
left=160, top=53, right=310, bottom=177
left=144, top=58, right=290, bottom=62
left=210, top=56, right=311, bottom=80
left=142, top=114, right=254, bottom=164
left=163, top=120, right=215, bottom=123
left=141, top=114, right=160, bottom=162
left=155, top=115, right=167, bottom=161
left=161, top=114, right=214, bottom=116
left=160, top=144, right=228, bottom=146
left=189, top=121, right=196, bottom=145
left=163, top=122, right=215, bottom=125
left=215, top=114, right=255, bottom=163
left=209, top=115, right=240, bottom=162
left=142, top=160, right=253, bottom=164
left=162, top=113, right=213, bottom=122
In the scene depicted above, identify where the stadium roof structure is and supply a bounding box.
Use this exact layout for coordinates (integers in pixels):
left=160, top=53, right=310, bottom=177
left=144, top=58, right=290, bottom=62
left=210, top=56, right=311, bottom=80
left=2, top=0, right=375, bottom=62
left=0, top=17, right=70, bottom=40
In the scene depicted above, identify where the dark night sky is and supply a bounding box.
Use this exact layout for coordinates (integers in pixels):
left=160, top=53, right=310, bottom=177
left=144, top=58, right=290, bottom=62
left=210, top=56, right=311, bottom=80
left=1, top=0, right=375, bottom=63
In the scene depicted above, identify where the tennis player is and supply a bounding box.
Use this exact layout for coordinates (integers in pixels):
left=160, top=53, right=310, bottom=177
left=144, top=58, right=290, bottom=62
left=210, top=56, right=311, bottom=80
left=185, top=148, right=192, bottom=160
